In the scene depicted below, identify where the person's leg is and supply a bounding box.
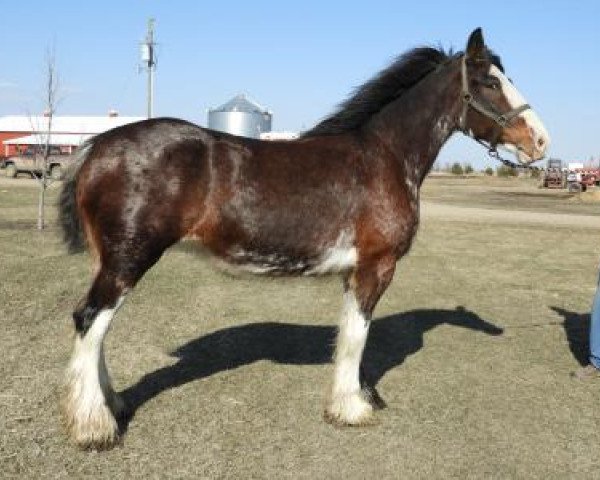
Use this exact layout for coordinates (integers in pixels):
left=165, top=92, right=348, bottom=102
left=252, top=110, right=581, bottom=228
left=573, top=272, right=600, bottom=379
left=589, top=279, right=600, bottom=368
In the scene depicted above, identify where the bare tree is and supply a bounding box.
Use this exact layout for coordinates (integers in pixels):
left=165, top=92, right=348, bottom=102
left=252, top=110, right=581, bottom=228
left=30, top=47, right=62, bottom=230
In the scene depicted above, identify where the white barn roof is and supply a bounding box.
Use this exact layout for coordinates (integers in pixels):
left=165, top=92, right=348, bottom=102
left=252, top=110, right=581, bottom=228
left=0, top=115, right=144, bottom=134
left=4, top=133, right=93, bottom=146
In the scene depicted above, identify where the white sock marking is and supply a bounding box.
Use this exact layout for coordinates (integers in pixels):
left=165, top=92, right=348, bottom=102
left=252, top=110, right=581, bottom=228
left=327, top=291, right=373, bottom=424
left=65, top=296, right=125, bottom=445
left=333, top=291, right=368, bottom=395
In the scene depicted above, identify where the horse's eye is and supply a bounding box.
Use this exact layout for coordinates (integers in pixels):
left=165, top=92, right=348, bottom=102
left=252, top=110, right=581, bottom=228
left=483, top=77, right=501, bottom=90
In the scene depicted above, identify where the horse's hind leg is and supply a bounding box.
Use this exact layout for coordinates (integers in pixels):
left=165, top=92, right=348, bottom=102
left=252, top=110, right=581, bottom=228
left=63, top=267, right=131, bottom=450
left=325, top=255, right=396, bottom=426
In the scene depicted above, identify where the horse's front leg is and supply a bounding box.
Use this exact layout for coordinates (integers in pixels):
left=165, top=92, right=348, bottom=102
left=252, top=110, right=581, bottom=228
left=325, top=254, right=396, bottom=426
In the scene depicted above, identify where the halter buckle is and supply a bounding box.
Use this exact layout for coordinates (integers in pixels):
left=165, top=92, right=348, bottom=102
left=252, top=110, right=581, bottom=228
left=497, top=115, right=508, bottom=128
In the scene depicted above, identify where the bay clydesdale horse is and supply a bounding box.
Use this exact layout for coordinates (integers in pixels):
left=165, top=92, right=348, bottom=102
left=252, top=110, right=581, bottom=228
left=59, top=28, right=549, bottom=449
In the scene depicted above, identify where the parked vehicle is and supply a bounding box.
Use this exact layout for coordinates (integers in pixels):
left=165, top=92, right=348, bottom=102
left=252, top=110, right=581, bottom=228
left=540, top=158, right=600, bottom=191
left=567, top=171, right=585, bottom=192
left=1, top=147, right=73, bottom=179
left=542, top=158, right=566, bottom=188
left=567, top=169, right=600, bottom=192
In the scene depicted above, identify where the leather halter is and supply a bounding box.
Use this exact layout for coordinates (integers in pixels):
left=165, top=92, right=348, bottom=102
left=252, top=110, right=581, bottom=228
left=459, top=55, right=542, bottom=171
left=459, top=55, right=531, bottom=137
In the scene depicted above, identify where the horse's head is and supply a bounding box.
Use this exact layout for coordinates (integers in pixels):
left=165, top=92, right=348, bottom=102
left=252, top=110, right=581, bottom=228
left=460, top=28, right=550, bottom=164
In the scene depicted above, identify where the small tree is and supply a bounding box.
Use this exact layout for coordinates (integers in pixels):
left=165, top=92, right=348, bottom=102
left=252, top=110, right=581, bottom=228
left=31, top=47, right=62, bottom=230
left=484, top=166, right=494, bottom=176
left=496, top=165, right=517, bottom=177
left=450, top=162, right=464, bottom=175
left=463, top=163, right=474, bottom=175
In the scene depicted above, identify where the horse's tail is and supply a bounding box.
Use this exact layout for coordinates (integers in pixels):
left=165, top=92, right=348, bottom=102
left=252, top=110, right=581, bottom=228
left=58, top=141, right=93, bottom=254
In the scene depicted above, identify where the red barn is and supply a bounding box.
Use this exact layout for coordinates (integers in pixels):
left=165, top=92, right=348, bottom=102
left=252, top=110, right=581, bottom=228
left=0, top=113, right=144, bottom=157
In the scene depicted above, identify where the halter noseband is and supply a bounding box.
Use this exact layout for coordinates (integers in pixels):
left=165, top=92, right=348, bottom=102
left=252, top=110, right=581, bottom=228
left=459, top=55, right=531, bottom=136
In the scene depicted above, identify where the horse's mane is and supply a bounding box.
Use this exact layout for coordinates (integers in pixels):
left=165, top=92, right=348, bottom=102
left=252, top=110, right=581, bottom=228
left=302, top=46, right=503, bottom=138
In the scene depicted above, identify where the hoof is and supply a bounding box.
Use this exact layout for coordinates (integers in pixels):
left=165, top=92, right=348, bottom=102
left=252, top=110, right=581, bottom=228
left=324, top=392, right=376, bottom=427
left=62, top=382, right=122, bottom=450
left=62, top=400, right=121, bottom=450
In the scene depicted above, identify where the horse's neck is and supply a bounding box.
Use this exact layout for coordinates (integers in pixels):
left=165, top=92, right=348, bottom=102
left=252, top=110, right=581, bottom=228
left=366, top=67, right=461, bottom=185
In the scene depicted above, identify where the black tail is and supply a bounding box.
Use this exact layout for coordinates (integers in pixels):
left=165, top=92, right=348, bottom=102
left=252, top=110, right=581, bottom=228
left=59, top=174, right=83, bottom=253
left=58, top=142, right=92, bottom=253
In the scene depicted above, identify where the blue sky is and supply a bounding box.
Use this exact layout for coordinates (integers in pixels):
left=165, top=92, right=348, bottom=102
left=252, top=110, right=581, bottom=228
left=1, top=0, right=598, bottom=168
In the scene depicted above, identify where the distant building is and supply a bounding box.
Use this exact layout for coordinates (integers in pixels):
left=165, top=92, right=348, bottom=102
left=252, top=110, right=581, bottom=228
left=0, top=112, right=144, bottom=156
left=260, top=131, right=299, bottom=141
left=208, top=94, right=272, bottom=138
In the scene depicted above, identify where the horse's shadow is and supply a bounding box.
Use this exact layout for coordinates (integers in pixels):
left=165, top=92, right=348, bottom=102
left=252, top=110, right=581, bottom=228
left=119, top=306, right=502, bottom=429
left=550, top=306, right=590, bottom=366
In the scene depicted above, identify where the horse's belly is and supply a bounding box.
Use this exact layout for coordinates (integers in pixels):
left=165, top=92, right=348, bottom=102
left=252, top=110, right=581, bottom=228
left=225, top=243, right=357, bottom=276
left=192, top=193, right=358, bottom=275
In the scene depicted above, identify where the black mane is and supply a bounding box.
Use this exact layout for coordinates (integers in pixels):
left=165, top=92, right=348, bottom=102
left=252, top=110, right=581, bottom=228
left=302, top=46, right=503, bottom=137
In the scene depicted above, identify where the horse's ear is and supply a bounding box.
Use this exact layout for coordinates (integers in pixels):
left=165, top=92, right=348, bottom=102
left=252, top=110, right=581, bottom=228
left=466, top=28, right=485, bottom=59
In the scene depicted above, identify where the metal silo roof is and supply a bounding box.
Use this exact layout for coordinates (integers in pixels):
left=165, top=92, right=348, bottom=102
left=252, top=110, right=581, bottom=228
left=211, top=94, right=269, bottom=114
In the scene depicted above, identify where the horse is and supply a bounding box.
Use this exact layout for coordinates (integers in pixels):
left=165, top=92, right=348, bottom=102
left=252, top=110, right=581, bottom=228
left=58, top=28, right=549, bottom=450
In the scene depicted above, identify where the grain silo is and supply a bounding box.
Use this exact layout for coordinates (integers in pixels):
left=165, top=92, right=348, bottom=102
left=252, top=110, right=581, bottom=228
left=208, top=94, right=272, bottom=138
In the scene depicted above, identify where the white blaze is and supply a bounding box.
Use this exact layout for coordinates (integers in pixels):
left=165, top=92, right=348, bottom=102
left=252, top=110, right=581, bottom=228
left=489, top=65, right=550, bottom=159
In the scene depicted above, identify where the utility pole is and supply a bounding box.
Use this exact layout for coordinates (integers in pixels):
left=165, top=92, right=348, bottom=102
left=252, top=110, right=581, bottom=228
left=141, top=18, right=156, bottom=118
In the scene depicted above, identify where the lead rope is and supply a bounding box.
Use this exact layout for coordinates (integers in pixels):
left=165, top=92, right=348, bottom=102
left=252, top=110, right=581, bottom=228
left=473, top=137, right=543, bottom=172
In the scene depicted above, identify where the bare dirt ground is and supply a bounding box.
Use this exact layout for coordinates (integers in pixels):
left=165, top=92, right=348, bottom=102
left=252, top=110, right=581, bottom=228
left=422, top=201, right=600, bottom=228
left=1, top=174, right=600, bottom=478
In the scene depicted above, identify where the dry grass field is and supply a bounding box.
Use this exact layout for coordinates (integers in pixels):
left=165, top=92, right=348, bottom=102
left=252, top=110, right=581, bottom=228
left=1, top=174, right=600, bottom=478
